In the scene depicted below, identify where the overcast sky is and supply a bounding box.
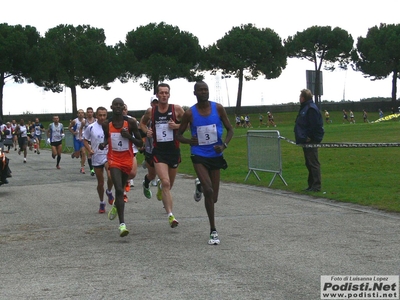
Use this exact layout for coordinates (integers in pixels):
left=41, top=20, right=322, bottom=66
left=2, top=0, right=400, bottom=115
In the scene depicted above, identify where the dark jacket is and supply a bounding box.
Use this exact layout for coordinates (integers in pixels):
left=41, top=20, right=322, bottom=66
left=294, top=100, right=324, bottom=144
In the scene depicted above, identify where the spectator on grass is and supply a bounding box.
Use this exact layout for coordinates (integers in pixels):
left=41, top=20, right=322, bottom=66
left=235, top=115, right=241, bottom=128
left=267, top=111, right=276, bottom=127
left=324, top=110, right=331, bottom=124
left=240, top=115, right=245, bottom=127
left=349, top=110, right=355, bottom=124
left=294, top=89, right=324, bottom=192
left=258, top=114, right=264, bottom=127
left=342, top=110, right=349, bottom=123
left=244, top=114, right=252, bottom=128
left=363, top=110, right=368, bottom=123
left=378, top=109, right=384, bottom=119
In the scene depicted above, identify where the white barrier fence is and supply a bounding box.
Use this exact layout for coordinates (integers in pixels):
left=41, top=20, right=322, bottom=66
left=245, top=130, right=287, bottom=187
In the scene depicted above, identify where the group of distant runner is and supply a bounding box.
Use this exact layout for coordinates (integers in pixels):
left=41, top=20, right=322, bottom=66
left=1, top=81, right=234, bottom=245
left=0, top=118, right=46, bottom=162
left=323, top=108, right=397, bottom=124
left=235, top=111, right=277, bottom=128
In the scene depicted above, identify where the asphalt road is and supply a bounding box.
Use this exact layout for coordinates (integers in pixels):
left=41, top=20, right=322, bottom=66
left=0, top=147, right=399, bottom=300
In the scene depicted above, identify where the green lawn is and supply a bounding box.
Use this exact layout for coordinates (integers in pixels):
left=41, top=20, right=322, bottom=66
left=177, top=111, right=400, bottom=213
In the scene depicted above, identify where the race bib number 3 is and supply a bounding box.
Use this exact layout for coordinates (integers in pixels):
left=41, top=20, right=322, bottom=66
left=155, top=123, right=173, bottom=142
left=197, top=124, right=218, bottom=145
left=111, top=132, right=129, bottom=151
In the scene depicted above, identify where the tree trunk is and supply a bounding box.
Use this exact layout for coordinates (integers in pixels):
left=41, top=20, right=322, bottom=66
left=391, top=70, right=397, bottom=103
left=0, top=73, right=4, bottom=119
left=70, top=85, right=78, bottom=115
left=152, top=78, right=159, bottom=95
left=314, top=69, right=321, bottom=105
left=235, top=69, right=244, bottom=115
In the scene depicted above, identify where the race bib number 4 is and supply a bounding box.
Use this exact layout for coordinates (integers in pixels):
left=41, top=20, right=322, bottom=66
left=111, top=132, right=129, bottom=151
left=197, top=124, right=217, bottom=145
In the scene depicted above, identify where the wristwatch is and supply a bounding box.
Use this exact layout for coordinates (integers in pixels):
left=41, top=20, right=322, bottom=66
left=223, top=142, right=228, bottom=148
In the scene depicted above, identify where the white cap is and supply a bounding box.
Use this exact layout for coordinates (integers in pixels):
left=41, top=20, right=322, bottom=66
left=150, top=95, right=158, bottom=104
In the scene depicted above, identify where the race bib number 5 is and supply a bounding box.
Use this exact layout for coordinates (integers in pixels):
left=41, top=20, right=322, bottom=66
left=197, top=124, right=217, bottom=145
left=155, top=123, right=173, bottom=142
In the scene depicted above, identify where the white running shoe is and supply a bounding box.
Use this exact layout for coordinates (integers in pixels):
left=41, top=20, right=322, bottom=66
left=194, top=178, right=202, bottom=202
left=208, top=231, right=220, bottom=245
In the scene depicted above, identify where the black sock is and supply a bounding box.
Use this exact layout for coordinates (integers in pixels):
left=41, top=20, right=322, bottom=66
left=57, top=155, right=61, bottom=165
left=144, top=175, right=150, bottom=188
left=88, top=158, right=93, bottom=170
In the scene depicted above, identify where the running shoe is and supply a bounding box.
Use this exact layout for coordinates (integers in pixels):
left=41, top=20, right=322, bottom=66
left=168, top=215, right=179, bottom=228
left=151, top=179, right=158, bottom=186
left=156, top=179, right=162, bottom=201
left=194, top=178, right=203, bottom=202
left=142, top=180, right=152, bottom=199
left=71, top=153, right=74, bottom=159
left=99, top=202, right=106, bottom=214
left=80, top=167, right=85, bottom=174
left=119, top=223, right=129, bottom=237
left=106, top=189, right=114, bottom=205
left=37, top=150, right=40, bottom=154
left=90, top=169, right=95, bottom=176
left=108, top=203, right=117, bottom=220
left=208, top=231, right=220, bottom=245
left=125, top=181, right=130, bottom=192
left=23, top=159, right=26, bottom=163
left=123, top=192, right=128, bottom=203
left=18, top=149, right=21, bottom=155
left=56, top=165, right=61, bottom=169
left=130, top=179, right=134, bottom=187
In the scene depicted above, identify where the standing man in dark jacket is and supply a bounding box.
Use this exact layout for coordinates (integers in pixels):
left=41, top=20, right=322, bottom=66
left=294, top=89, right=324, bottom=192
